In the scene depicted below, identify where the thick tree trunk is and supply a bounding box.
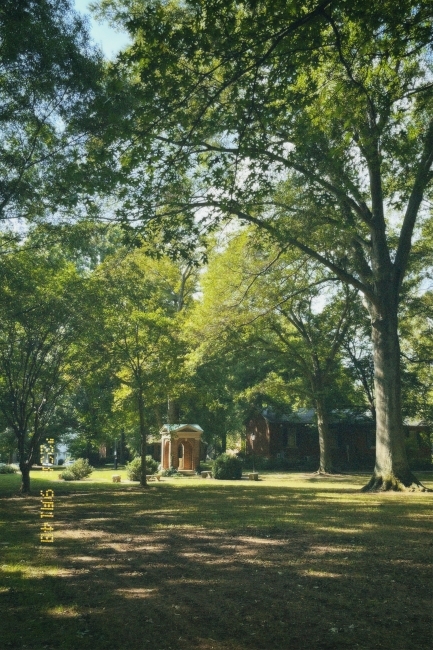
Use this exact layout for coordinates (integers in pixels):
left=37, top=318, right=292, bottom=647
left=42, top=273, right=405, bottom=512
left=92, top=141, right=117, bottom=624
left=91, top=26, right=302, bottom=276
left=315, top=397, right=334, bottom=474
left=20, top=463, right=31, bottom=494
left=363, top=304, right=426, bottom=491
left=138, top=390, right=147, bottom=488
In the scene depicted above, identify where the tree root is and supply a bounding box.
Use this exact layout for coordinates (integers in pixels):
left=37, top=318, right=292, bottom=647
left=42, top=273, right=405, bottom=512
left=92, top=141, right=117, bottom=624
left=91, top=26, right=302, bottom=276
left=362, top=470, right=431, bottom=492
left=313, top=468, right=340, bottom=476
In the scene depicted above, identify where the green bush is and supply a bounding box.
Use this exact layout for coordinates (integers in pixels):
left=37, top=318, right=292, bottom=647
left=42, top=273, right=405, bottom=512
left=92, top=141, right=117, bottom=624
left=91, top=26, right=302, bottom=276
left=160, top=466, right=178, bottom=477
left=0, top=464, right=17, bottom=474
left=126, top=456, right=159, bottom=481
left=59, top=458, right=93, bottom=481
left=213, top=453, right=243, bottom=480
left=59, top=469, right=75, bottom=481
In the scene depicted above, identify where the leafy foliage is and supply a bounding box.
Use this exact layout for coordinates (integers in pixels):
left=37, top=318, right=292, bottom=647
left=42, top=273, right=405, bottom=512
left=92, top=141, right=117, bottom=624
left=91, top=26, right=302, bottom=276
left=93, top=0, right=433, bottom=488
left=0, top=464, right=17, bottom=474
left=213, top=453, right=243, bottom=480
left=60, top=458, right=93, bottom=481
left=0, top=427, right=16, bottom=464
left=126, top=455, right=158, bottom=480
left=0, top=235, right=92, bottom=492
left=160, top=466, right=178, bottom=477
left=0, top=0, right=102, bottom=225
left=186, top=229, right=360, bottom=470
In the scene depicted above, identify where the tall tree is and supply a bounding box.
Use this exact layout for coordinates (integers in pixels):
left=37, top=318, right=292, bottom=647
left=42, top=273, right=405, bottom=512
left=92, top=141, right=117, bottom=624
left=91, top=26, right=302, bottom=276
left=0, top=241, right=89, bottom=493
left=88, top=250, right=193, bottom=485
left=190, top=230, right=358, bottom=471
left=265, top=290, right=355, bottom=474
left=95, top=0, right=433, bottom=490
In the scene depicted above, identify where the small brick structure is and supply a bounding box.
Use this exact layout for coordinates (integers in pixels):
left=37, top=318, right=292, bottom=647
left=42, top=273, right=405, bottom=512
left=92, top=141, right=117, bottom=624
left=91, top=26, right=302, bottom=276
left=160, top=424, right=204, bottom=474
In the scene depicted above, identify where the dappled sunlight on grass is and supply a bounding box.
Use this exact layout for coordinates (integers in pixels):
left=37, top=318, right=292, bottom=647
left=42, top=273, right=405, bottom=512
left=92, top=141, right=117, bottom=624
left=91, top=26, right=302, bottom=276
left=115, top=587, right=158, bottom=599
left=1, top=563, right=63, bottom=579
left=0, top=471, right=432, bottom=649
left=47, top=604, right=80, bottom=617
left=232, top=536, right=285, bottom=546
left=303, top=570, right=343, bottom=578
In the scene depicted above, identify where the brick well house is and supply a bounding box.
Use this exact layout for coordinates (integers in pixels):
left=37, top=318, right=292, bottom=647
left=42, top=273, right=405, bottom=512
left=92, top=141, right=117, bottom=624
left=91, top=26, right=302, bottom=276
left=160, top=424, right=205, bottom=474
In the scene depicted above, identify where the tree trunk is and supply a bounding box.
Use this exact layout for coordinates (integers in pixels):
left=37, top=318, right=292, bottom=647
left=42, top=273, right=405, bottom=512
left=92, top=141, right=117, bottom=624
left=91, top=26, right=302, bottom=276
left=119, top=429, right=125, bottom=465
left=315, top=397, right=334, bottom=474
left=363, top=304, right=426, bottom=491
left=167, top=398, right=180, bottom=424
left=20, top=463, right=31, bottom=494
left=309, top=362, right=334, bottom=474
left=154, top=406, right=163, bottom=429
left=220, top=429, right=227, bottom=454
left=138, top=390, right=147, bottom=488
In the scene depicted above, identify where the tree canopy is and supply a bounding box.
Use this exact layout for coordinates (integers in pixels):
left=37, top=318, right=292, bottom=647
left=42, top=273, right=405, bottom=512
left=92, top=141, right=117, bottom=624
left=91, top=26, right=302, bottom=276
left=0, top=2, right=431, bottom=491
left=0, top=0, right=102, bottom=227
left=89, top=0, right=433, bottom=489
left=0, top=236, right=90, bottom=492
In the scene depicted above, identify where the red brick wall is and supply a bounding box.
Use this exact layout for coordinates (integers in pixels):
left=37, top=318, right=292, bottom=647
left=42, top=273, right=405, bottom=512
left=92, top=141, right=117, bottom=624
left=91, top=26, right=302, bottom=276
left=246, top=416, right=270, bottom=456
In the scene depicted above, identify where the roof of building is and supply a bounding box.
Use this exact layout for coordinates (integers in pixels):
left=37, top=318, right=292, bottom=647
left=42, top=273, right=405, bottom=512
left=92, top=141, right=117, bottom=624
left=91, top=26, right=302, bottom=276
left=160, top=423, right=204, bottom=433
left=403, top=419, right=431, bottom=429
left=261, top=408, right=294, bottom=423
left=262, top=407, right=374, bottom=425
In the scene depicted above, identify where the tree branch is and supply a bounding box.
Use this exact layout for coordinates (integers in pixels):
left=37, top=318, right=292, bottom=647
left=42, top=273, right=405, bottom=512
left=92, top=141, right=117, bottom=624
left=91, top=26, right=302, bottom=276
left=203, top=199, right=378, bottom=307
left=394, top=118, right=433, bottom=296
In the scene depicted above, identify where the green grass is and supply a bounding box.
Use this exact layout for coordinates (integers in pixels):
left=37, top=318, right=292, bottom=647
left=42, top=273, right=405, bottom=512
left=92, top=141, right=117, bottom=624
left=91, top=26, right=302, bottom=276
left=1, top=470, right=432, bottom=650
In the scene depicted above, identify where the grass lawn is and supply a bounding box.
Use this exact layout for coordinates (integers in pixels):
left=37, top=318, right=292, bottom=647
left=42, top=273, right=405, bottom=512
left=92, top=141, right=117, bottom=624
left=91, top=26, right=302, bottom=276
left=1, top=469, right=432, bottom=650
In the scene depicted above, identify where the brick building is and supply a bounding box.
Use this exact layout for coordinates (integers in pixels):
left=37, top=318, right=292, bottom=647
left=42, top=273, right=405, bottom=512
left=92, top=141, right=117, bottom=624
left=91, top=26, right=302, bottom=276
left=160, top=424, right=205, bottom=474
left=245, top=409, right=431, bottom=469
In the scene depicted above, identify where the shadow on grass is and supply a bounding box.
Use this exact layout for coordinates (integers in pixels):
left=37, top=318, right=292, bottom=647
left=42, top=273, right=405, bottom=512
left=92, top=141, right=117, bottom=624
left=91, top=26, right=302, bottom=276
left=1, top=474, right=432, bottom=650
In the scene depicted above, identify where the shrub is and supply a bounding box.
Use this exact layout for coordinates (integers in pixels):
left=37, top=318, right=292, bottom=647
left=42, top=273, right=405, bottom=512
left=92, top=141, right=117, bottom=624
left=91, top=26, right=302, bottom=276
left=59, top=469, right=75, bottom=481
left=126, top=456, right=158, bottom=481
left=146, top=456, right=159, bottom=475
left=160, top=466, right=178, bottom=477
left=57, top=459, right=64, bottom=466
left=0, top=464, right=17, bottom=474
left=213, top=453, right=243, bottom=480
left=59, top=458, right=93, bottom=481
